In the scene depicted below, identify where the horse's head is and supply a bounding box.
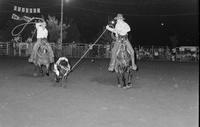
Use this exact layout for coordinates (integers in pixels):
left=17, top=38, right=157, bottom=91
left=38, top=42, right=48, bottom=55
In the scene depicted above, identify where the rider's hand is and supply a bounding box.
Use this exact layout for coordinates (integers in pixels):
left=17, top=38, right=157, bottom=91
left=89, top=45, right=93, bottom=50
left=106, top=25, right=110, bottom=30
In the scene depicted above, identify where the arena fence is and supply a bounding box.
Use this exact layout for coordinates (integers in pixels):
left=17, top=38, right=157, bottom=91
left=0, top=42, right=199, bottom=62
left=0, top=42, right=11, bottom=56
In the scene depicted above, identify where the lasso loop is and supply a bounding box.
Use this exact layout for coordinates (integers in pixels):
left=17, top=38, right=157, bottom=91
left=11, top=17, right=44, bottom=37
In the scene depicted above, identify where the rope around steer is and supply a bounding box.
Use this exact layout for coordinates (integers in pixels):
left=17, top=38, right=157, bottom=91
left=69, top=28, right=107, bottom=73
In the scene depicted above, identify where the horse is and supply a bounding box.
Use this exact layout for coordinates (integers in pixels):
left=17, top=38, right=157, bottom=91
left=114, top=39, right=134, bottom=89
left=33, top=40, right=53, bottom=76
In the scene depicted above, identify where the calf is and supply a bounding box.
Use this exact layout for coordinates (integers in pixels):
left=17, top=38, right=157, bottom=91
left=53, top=57, right=71, bottom=87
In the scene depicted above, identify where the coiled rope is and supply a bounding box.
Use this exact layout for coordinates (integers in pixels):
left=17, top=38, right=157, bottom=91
left=11, top=17, right=44, bottom=37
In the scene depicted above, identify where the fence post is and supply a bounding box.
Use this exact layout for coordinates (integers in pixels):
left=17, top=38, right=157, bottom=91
left=6, top=42, right=9, bottom=55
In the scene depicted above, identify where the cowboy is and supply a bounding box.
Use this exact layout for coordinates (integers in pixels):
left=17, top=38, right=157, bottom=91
left=28, top=21, right=54, bottom=64
left=106, top=13, right=137, bottom=72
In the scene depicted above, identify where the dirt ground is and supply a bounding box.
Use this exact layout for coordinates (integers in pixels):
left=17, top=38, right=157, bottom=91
left=0, top=57, right=199, bottom=127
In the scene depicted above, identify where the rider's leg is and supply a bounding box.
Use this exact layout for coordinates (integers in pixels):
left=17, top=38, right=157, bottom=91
left=29, top=39, right=41, bottom=63
left=45, top=42, right=54, bottom=63
left=125, top=39, right=137, bottom=70
left=108, top=40, right=120, bottom=71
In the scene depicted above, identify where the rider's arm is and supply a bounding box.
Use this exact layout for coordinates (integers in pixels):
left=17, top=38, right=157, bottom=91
left=35, top=23, right=40, bottom=29
left=106, top=25, right=117, bottom=34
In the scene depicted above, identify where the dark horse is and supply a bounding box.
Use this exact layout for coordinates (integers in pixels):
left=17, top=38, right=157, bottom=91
left=33, top=41, right=53, bottom=76
left=114, top=40, right=134, bottom=89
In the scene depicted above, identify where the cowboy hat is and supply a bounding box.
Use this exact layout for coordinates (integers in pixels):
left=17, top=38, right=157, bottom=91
left=114, top=13, right=125, bottom=20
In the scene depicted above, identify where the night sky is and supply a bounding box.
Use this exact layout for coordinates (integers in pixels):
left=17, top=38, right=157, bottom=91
left=0, top=0, right=199, bottom=46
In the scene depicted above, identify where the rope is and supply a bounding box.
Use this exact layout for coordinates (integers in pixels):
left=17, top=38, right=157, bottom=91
left=11, top=17, right=44, bottom=37
left=31, top=29, right=37, bottom=40
left=69, top=28, right=107, bottom=72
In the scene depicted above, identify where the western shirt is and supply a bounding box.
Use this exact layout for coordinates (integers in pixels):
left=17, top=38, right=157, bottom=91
left=115, top=20, right=130, bottom=36
left=107, top=20, right=131, bottom=36
left=36, top=23, right=48, bottom=39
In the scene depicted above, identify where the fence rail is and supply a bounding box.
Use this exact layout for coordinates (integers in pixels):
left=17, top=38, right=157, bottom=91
left=0, top=42, right=199, bottom=62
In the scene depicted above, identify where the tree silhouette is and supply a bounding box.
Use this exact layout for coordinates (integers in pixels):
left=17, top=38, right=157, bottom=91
left=46, top=15, right=68, bottom=43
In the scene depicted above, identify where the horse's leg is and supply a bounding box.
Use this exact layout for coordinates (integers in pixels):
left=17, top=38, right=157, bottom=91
left=33, top=64, right=39, bottom=76
left=45, top=64, right=50, bottom=76
left=122, top=73, right=127, bottom=88
left=39, top=65, right=43, bottom=74
left=116, top=73, right=121, bottom=87
left=39, top=65, right=45, bottom=76
left=49, top=63, right=53, bottom=72
left=127, top=69, right=133, bottom=88
left=119, top=73, right=124, bottom=88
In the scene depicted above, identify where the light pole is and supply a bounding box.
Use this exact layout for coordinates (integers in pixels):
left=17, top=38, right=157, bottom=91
left=61, top=0, right=70, bottom=46
left=60, top=0, right=64, bottom=46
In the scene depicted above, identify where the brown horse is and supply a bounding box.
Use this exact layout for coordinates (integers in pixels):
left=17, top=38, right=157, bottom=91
left=114, top=40, right=134, bottom=89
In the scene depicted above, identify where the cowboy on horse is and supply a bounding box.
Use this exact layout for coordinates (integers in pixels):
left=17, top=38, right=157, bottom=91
left=106, top=13, right=137, bottom=72
left=28, top=20, right=54, bottom=65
